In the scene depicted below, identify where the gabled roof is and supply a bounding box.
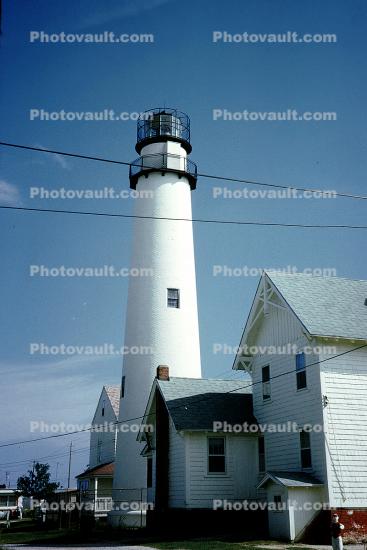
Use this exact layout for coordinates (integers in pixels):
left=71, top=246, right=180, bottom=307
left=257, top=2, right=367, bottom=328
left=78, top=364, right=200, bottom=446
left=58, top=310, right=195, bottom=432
left=155, top=377, right=256, bottom=431
left=268, top=272, right=367, bottom=340
left=257, top=471, right=323, bottom=489
left=76, top=461, right=114, bottom=479
left=104, top=385, right=120, bottom=417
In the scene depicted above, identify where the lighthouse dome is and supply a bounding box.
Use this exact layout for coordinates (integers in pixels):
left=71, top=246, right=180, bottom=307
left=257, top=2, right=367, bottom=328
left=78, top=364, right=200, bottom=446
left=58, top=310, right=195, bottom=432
left=136, top=108, right=192, bottom=154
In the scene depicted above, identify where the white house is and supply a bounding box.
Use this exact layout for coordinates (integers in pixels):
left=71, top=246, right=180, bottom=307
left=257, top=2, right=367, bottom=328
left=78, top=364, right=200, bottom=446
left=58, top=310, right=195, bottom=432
left=0, top=488, right=18, bottom=519
left=138, top=366, right=265, bottom=534
left=76, top=385, right=119, bottom=518
left=233, top=272, right=367, bottom=541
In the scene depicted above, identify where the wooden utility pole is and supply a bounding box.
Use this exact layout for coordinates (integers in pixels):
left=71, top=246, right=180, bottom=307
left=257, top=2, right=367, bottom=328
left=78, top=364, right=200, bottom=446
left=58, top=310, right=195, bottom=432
left=67, top=442, right=72, bottom=529
left=67, top=442, right=72, bottom=489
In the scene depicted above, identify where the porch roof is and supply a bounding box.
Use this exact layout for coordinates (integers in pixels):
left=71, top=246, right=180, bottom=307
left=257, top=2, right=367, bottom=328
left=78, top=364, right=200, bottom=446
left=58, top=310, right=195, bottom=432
left=257, top=471, right=324, bottom=489
left=76, top=461, right=114, bottom=479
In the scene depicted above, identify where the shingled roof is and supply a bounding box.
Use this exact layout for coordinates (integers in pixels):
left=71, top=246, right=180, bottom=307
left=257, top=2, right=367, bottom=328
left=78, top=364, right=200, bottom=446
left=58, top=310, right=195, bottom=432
left=76, top=461, right=114, bottom=478
left=104, top=385, right=120, bottom=417
left=156, top=377, right=256, bottom=431
left=257, top=470, right=323, bottom=489
left=268, top=272, right=367, bottom=340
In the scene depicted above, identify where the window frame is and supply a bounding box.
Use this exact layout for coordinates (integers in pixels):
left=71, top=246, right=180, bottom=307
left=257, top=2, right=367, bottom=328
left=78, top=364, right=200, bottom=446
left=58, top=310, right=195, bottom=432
left=258, top=435, right=266, bottom=473
left=296, top=352, right=307, bottom=390
left=262, top=365, right=271, bottom=401
left=207, top=436, right=226, bottom=475
left=167, top=288, right=180, bottom=309
left=300, top=429, right=312, bottom=469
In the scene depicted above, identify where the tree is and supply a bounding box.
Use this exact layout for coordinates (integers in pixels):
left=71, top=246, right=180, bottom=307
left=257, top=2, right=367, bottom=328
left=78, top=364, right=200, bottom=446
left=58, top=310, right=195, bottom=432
left=17, top=462, right=59, bottom=500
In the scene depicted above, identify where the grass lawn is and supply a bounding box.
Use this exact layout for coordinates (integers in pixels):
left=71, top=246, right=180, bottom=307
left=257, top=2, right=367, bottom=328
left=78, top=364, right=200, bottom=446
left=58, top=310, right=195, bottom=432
left=150, top=541, right=268, bottom=549
left=0, top=528, right=322, bottom=550
left=150, top=542, right=316, bottom=550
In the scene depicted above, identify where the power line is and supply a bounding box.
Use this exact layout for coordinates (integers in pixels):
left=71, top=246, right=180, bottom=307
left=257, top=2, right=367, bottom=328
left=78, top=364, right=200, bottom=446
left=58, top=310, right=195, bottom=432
left=1, top=141, right=367, bottom=201
left=1, top=204, right=366, bottom=230
left=0, top=343, right=365, bottom=449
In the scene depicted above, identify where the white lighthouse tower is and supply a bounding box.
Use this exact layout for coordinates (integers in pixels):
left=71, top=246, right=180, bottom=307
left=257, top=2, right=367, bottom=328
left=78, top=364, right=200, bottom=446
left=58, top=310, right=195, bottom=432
left=110, top=108, right=202, bottom=525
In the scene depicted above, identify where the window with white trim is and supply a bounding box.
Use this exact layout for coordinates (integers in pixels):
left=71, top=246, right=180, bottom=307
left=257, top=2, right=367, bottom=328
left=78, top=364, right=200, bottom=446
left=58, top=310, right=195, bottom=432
left=300, top=429, right=312, bottom=468
left=296, top=352, right=307, bottom=390
left=208, top=437, right=226, bottom=473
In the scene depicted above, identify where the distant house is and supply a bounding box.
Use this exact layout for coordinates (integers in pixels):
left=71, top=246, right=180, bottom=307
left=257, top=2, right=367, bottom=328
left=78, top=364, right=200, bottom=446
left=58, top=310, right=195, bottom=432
left=0, top=488, right=18, bottom=518
left=233, top=272, right=367, bottom=541
left=76, top=385, right=120, bottom=518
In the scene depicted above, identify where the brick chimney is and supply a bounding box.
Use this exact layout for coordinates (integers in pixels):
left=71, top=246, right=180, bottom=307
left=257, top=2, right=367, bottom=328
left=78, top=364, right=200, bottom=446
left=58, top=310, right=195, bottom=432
left=157, top=365, right=170, bottom=381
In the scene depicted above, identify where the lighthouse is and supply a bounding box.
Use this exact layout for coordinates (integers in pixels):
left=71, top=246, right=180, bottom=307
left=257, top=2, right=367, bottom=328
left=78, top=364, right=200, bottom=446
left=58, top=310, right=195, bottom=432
left=110, top=108, right=202, bottom=524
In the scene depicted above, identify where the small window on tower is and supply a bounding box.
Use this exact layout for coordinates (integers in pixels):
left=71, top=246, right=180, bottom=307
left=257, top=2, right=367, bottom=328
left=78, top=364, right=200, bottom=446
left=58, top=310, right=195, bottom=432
left=167, top=288, right=180, bottom=308
left=121, top=376, right=126, bottom=398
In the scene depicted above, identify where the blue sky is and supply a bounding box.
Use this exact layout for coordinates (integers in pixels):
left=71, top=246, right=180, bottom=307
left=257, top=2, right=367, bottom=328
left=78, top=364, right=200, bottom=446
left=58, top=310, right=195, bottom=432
left=0, top=0, right=366, bottom=486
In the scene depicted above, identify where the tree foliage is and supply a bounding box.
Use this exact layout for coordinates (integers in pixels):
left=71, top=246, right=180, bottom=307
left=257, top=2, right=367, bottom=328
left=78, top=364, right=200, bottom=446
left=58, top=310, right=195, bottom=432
left=17, top=462, right=59, bottom=499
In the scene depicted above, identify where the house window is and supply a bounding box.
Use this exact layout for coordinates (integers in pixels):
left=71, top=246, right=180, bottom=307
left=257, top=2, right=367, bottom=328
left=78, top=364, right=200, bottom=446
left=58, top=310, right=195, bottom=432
left=208, top=437, right=226, bottom=473
left=296, top=352, right=307, bottom=390
left=78, top=479, right=89, bottom=491
left=300, top=430, right=312, bottom=468
left=101, top=400, right=105, bottom=417
left=147, top=457, right=153, bottom=488
left=258, top=436, right=266, bottom=473
left=121, top=376, right=125, bottom=398
left=167, top=288, right=180, bottom=308
left=262, top=365, right=271, bottom=400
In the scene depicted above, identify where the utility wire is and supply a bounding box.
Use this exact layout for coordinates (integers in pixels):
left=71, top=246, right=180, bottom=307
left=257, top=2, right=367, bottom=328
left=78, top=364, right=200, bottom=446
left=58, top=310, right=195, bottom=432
left=1, top=141, right=366, bottom=201
left=1, top=205, right=366, bottom=230
left=0, top=343, right=365, bottom=449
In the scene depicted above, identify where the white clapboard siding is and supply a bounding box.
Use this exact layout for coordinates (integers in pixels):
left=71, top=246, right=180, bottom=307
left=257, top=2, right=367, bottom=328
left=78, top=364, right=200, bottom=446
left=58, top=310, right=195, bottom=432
left=250, top=305, right=327, bottom=483
left=89, top=388, right=117, bottom=469
left=184, top=432, right=258, bottom=509
left=320, top=343, right=367, bottom=507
